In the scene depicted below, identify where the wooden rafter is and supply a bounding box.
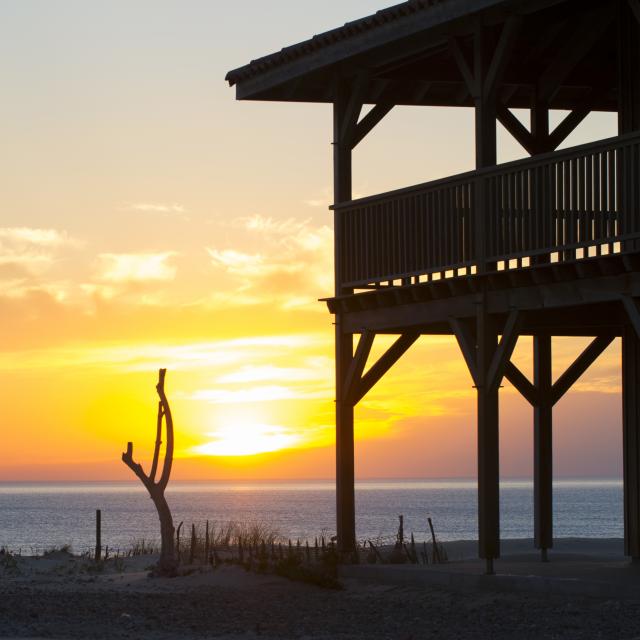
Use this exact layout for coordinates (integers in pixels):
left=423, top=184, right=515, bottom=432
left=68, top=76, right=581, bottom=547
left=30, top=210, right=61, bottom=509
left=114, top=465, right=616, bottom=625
left=343, top=330, right=374, bottom=402
left=484, top=16, right=522, bottom=97
left=487, top=309, right=522, bottom=392
left=504, top=361, right=539, bottom=405
left=622, top=296, right=640, bottom=340
left=450, top=16, right=521, bottom=103
left=551, top=335, right=614, bottom=404
left=339, top=73, right=369, bottom=146
left=537, top=8, right=613, bottom=102
left=497, top=103, right=590, bottom=155
left=504, top=336, right=614, bottom=407
left=352, top=102, right=395, bottom=148
left=547, top=107, right=590, bottom=150
left=448, top=37, right=476, bottom=97
left=496, top=104, right=536, bottom=155
left=450, top=310, right=521, bottom=391
left=336, top=73, right=395, bottom=150
left=347, top=332, right=419, bottom=405
left=628, top=0, right=640, bottom=25
left=449, top=317, right=478, bottom=386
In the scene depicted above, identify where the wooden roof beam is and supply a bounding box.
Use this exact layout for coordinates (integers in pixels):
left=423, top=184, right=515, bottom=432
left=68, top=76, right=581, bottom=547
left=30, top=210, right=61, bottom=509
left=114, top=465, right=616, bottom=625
left=484, top=15, right=522, bottom=97
left=351, top=102, right=395, bottom=148
left=496, top=104, right=536, bottom=155
left=547, top=107, right=591, bottom=150
left=537, top=7, right=614, bottom=103
left=628, top=0, right=640, bottom=25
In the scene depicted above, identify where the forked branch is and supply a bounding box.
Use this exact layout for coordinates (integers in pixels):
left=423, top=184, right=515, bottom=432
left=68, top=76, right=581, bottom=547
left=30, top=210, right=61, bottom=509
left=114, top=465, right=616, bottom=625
left=121, top=368, right=174, bottom=492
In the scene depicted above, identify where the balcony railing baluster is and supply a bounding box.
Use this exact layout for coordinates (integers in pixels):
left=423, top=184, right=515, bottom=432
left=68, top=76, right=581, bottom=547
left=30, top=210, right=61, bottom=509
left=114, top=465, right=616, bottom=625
left=332, top=132, right=640, bottom=291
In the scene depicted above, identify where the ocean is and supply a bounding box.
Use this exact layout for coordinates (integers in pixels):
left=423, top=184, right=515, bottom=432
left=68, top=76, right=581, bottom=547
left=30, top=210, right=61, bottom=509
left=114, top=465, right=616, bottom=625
left=0, top=479, right=623, bottom=554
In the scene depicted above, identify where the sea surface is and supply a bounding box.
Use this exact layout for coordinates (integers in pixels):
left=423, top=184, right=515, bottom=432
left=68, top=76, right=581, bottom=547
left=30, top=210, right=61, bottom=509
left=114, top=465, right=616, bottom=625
left=0, top=479, right=623, bottom=554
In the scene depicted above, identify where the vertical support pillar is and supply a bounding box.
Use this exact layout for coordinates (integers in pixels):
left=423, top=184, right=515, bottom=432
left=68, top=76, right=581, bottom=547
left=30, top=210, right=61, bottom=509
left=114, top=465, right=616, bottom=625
left=473, top=25, right=497, bottom=276
left=530, top=98, right=550, bottom=150
left=476, top=300, right=500, bottom=573
left=623, top=326, right=640, bottom=559
left=474, top=25, right=497, bottom=169
left=333, top=82, right=356, bottom=553
left=618, top=1, right=640, bottom=252
left=533, top=335, right=553, bottom=561
left=618, top=0, right=640, bottom=135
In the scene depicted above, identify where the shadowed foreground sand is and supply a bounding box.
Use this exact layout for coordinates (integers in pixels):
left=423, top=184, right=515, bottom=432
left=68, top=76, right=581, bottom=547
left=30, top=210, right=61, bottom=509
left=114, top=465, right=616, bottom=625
left=1, top=543, right=640, bottom=639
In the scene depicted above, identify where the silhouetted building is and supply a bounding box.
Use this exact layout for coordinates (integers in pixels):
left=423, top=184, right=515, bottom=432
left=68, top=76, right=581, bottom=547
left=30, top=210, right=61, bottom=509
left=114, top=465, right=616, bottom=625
left=227, top=0, right=640, bottom=573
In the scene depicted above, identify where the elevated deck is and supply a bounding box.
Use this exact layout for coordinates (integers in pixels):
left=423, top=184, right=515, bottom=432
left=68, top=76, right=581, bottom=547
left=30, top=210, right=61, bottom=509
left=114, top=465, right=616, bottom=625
left=332, top=131, right=640, bottom=300
left=228, top=0, right=640, bottom=572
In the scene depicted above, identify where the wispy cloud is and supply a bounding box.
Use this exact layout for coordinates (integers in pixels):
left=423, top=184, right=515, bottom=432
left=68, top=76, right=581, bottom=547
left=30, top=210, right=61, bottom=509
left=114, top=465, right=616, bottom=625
left=188, top=385, right=303, bottom=404
left=0, top=334, right=330, bottom=372
left=241, top=214, right=310, bottom=235
left=124, top=202, right=187, bottom=215
left=206, top=216, right=333, bottom=309
left=0, top=227, right=79, bottom=248
left=0, top=227, right=82, bottom=297
left=216, top=364, right=325, bottom=384
left=97, top=252, right=178, bottom=283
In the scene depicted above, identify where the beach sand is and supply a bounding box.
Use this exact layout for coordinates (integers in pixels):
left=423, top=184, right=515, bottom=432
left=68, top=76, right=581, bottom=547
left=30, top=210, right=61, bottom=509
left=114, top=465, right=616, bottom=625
left=1, top=540, right=639, bottom=639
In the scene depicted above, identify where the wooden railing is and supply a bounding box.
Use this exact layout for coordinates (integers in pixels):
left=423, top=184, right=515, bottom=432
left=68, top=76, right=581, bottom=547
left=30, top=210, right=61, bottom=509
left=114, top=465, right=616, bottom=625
left=333, top=131, right=640, bottom=291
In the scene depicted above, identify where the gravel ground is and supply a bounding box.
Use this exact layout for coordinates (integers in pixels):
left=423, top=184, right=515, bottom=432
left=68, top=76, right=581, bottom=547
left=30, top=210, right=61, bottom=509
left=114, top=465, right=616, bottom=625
left=1, top=554, right=639, bottom=639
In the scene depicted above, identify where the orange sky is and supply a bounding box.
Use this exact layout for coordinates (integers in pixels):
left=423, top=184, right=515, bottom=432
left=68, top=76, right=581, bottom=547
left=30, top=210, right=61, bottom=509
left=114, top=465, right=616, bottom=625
left=0, top=1, right=624, bottom=481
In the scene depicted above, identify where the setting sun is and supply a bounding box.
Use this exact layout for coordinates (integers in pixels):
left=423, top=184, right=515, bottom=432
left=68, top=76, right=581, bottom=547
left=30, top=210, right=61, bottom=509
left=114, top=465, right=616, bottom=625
left=193, top=422, right=301, bottom=457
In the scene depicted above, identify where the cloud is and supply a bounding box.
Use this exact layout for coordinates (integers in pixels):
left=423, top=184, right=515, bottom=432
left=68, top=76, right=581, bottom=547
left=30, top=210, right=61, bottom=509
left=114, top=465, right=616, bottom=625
left=0, top=227, right=78, bottom=248
left=0, top=227, right=82, bottom=297
left=0, top=333, right=330, bottom=372
left=241, top=214, right=310, bottom=235
left=97, top=252, right=178, bottom=283
left=206, top=217, right=333, bottom=309
left=206, top=249, right=264, bottom=276
left=216, top=364, right=325, bottom=384
left=189, top=385, right=301, bottom=404
left=124, top=202, right=186, bottom=215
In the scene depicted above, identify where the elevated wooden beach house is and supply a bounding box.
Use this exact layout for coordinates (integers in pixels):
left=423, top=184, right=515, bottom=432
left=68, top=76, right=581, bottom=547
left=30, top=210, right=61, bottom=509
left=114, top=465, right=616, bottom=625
left=227, top=0, right=640, bottom=572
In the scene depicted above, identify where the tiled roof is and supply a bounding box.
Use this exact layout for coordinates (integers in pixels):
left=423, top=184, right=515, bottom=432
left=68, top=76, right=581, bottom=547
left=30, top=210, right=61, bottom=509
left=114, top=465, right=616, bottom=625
left=225, top=0, right=448, bottom=86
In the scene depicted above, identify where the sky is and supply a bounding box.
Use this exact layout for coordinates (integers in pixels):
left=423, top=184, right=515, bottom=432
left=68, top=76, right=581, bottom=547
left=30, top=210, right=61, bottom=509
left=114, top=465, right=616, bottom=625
left=0, top=0, right=623, bottom=482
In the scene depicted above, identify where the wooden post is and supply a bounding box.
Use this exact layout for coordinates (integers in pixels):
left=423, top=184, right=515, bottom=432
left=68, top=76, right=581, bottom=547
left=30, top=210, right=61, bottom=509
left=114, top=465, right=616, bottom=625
left=474, top=25, right=497, bottom=169
left=473, top=26, right=495, bottom=275
left=623, top=325, right=640, bottom=559
left=618, top=0, right=640, bottom=135
left=476, top=300, right=500, bottom=573
left=531, top=96, right=550, bottom=153
left=534, top=335, right=553, bottom=560
left=95, top=509, right=102, bottom=562
left=334, top=80, right=356, bottom=553
left=618, top=1, right=640, bottom=252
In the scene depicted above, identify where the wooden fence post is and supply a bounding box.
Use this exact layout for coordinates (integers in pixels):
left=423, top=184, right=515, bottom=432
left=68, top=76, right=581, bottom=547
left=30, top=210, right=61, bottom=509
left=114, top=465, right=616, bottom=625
left=95, top=509, right=102, bottom=562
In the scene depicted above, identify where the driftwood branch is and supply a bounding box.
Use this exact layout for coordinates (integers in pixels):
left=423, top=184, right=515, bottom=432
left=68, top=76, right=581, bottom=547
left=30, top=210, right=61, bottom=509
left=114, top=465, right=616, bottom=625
left=121, top=368, right=177, bottom=575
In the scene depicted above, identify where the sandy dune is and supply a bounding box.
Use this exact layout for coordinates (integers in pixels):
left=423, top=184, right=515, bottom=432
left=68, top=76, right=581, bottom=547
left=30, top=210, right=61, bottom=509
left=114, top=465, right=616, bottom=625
left=1, top=541, right=639, bottom=639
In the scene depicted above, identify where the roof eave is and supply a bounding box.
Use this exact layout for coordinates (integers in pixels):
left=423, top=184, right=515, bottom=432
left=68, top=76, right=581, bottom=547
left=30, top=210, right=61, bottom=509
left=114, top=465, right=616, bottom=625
left=226, top=0, right=513, bottom=101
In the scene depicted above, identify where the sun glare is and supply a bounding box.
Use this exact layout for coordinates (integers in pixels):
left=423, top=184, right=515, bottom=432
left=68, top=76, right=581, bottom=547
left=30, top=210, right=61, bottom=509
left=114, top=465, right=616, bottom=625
left=193, top=422, right=301, bottom=457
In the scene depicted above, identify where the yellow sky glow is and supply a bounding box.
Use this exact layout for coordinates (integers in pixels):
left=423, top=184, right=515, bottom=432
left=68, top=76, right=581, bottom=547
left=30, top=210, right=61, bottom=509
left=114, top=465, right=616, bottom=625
left=0, top=1, right=626, bottom=481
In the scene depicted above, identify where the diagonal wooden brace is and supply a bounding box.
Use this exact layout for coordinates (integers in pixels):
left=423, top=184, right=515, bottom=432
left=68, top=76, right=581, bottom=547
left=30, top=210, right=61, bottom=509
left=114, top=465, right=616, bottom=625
left=344, top=330, right=375, bottom=405
left=487, top=309, right=522, bottom=392
left=450, top=316, right=479, bottom=386
left=350, top=332, right=419, bottom=405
